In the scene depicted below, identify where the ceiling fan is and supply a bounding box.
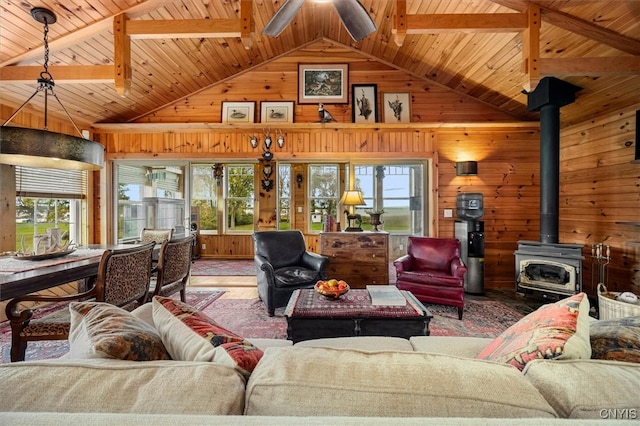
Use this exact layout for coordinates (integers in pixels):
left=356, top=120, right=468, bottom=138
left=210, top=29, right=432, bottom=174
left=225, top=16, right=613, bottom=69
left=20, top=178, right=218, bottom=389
left=262, top=0, right=377, bottom=42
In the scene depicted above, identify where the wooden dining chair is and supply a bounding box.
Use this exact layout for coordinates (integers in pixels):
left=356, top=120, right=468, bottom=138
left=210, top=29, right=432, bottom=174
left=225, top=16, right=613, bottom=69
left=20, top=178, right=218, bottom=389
left=139, top=228, right=174, bottom=244
left=4, top=242, right=155, bottom=362
left=147, top=235, right=194, bottom=303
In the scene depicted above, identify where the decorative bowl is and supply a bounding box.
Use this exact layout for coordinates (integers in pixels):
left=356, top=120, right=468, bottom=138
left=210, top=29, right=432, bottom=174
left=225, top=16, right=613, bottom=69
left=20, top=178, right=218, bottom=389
left=315, top=280, right=350, bottom=299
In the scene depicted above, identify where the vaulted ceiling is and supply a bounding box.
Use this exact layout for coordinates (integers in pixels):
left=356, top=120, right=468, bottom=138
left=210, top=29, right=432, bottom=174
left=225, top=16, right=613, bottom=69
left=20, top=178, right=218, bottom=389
left=1, top=0, right=639, bottom=128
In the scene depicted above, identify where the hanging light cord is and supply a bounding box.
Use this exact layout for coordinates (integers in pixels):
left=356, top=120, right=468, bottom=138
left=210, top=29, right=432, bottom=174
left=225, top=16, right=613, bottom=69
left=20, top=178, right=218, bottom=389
left=2, top=16, right=85, bottom=138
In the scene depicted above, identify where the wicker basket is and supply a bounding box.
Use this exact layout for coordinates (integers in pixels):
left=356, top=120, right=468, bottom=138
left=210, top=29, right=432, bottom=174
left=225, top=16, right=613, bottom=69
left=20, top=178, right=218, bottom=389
left=597, top=283, right=640, bottom=320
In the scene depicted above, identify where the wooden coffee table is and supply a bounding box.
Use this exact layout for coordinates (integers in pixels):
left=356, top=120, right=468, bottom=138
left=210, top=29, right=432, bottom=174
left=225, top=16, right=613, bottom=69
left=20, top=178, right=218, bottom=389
left=284, top=288, right=432, bottom=343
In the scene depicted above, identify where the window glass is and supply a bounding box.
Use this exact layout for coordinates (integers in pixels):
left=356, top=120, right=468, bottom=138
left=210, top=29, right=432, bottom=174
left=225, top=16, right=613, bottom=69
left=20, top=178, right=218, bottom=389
left=353, top=164, right=425, bottom=235
left=308, top=164, right=339, bottom=232
left=278, top=164, right=291, bottom=230
left=191, top=164, right=218, bottom=232
left=226, top=164, right=255, bottom=233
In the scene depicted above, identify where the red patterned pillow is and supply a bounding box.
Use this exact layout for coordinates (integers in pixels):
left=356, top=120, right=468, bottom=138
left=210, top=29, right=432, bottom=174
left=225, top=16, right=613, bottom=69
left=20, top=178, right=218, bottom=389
left=152, top=296, right=263, bottom=376
left=476, top=293, right=591, bottom=371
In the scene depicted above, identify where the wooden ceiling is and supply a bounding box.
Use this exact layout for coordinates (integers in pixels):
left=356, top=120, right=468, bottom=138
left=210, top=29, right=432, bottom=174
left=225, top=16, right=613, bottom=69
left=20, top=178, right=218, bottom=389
left=1, top=0, right=639, bottom=128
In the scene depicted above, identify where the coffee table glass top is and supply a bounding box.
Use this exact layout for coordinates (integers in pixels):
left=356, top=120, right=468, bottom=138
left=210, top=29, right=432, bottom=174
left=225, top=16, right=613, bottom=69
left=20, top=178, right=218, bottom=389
left=285, top=289, right=431, bottom=319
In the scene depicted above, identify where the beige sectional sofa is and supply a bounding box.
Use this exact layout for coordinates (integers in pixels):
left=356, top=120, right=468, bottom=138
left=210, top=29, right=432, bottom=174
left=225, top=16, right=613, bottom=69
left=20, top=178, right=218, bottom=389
left=0, top=334, right=638, bottom=424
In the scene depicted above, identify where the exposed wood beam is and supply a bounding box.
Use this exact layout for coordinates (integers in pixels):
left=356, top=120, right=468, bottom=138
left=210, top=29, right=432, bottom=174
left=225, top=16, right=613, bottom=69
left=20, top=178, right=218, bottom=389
left=240, top=0, right=254, bottom=49
left=0, top=0, right=163, bottom=68
left=394, top=0, right=407, bottom=47
left=0, top=65, right=114, bottom=83
left=114, top=14, right=132, bottom=97
left=540, top=57, right=640, bottom=76
left=522, top=5, right=541, bottom=92
left=490, top=0, right=640, bottom=55
left=125, top=19, right=244, bottom=39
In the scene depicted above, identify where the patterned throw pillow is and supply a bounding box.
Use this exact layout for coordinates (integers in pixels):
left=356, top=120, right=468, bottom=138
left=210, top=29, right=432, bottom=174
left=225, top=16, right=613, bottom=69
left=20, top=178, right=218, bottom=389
left=476, top=293, right=592, bottom=371
left=152, top=296, right=264, bottom=376
left=69, top=301, right=171, bottom=361
left=590, top=315, right=640, bottom=363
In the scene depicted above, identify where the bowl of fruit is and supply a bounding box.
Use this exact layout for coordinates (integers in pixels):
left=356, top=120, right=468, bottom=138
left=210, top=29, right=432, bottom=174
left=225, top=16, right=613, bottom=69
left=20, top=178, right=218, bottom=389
left=315, top=279, right=350, bottom=299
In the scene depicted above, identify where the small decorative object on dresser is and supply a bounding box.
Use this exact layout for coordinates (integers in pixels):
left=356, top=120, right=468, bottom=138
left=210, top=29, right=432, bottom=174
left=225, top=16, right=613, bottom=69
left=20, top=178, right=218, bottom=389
left=320, top=231, right=389, bottom=289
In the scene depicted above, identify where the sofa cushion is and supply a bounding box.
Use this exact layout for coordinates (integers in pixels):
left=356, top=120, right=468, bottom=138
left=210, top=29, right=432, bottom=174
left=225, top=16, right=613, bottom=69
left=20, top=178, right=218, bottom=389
left=476, top=293, right=591, bottom=370
left=410, top=336, right=493, bottom=358
left=295, top=336, right=414, bottom=351
left=68, top=301, right=171, bottom=361
left=245, top=347, right=556, bottom=418
left=152, top=296, right=263, bottom=376
left=523, top=358, right=640, bottom=419
left=590, top=315, right=640, bottom=363
left=0, top=359, right=245, bottom=415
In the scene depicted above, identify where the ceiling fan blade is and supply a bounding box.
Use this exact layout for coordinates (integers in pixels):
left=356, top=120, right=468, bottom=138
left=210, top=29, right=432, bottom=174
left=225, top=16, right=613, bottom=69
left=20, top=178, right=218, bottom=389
left=332, top=0, right=377, bottom=42
left=262, top=0, right=305, bottom=37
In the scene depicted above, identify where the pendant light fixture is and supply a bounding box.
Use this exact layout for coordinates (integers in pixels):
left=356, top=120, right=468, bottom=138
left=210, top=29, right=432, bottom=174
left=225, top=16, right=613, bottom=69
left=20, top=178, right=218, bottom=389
left=0, top=7, right=104, bottom=171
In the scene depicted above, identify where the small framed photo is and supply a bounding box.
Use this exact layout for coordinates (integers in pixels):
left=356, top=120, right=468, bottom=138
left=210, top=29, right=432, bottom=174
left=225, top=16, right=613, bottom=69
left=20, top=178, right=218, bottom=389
left=382, top=92, right=411, bottom=123
left=352, top=84, right=378, bottom=123
left=260, top=101, right=295, bottom=123
left=298, top=63, right=349, bottom=104
left=221, top=101, right=255, bottom=123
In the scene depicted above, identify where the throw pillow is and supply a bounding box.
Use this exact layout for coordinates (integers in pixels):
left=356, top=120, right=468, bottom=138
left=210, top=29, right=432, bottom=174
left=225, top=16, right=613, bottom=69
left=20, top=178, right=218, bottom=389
left=590, top=315, right=640, bottom=363
left=152, top=296, right=264, bottom=376
left=476, top=292, right=591, bottom=371
left=68, top=301, right=171, bottom=361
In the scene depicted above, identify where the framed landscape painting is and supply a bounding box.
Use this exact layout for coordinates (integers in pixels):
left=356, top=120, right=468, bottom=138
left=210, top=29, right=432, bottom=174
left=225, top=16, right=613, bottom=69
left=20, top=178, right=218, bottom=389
left=261, top=101, right=295, bottom=123
left=382, top=92, right=411, bottom=123
left=221, top=101, right=255, bottom=123
left=352, top=84, right=378, bottom=123
left=298, top=63, right=349, bottom=104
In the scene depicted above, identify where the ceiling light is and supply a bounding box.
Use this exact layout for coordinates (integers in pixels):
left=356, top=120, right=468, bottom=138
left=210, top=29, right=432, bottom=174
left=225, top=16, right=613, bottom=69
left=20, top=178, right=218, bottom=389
left=0, top=7, right=104, bottom=171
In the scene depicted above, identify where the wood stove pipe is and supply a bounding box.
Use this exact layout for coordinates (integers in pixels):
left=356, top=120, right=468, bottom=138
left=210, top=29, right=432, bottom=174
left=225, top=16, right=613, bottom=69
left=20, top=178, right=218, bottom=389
left=526, top=77, right=581, bottom=244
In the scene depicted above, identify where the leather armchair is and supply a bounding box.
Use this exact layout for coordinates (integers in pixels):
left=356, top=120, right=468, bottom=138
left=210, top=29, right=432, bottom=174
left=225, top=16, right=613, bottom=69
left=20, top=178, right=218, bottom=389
left=253, top=230, right=329, bottom=316
left=394, top=237, right=467, bottom=320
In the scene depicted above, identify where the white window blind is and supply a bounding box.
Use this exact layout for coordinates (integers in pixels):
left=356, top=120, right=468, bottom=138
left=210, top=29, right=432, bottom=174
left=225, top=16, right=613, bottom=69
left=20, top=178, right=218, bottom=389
left=15, top=166, right=87, bottom=199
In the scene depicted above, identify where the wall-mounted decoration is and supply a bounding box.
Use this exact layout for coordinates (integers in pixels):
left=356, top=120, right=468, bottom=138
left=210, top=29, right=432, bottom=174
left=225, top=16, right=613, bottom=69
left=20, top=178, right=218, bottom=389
left=352, top=84, right=378, bottom=123
left=298, top=63, right=349, bottom=104
left=382, top=92, right=411, bottom=123
left=261, top=179, right=274, bottom=192
left=221, top=101, right=255, bottom=123
left=261, top=101, right=295, bottom=123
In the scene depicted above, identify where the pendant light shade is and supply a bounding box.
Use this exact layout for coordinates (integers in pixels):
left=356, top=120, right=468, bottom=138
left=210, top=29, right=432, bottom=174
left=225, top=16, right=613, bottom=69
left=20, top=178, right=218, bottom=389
left=0, top=7, right=104, bottom=171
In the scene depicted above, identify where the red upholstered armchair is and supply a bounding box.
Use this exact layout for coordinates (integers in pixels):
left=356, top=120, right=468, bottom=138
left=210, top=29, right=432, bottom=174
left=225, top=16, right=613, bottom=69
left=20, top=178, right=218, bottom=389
left=394, top=237, right=467, bottom=320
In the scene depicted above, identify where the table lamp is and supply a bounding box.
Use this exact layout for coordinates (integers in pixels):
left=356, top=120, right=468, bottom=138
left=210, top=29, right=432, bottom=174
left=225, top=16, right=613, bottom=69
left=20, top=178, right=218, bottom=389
left=339, top=190, right=366, bottom=232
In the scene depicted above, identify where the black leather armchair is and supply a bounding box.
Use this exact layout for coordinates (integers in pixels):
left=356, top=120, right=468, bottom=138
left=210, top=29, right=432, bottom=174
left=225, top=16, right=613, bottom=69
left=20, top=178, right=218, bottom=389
left=253, top=230, right=329, bottom=316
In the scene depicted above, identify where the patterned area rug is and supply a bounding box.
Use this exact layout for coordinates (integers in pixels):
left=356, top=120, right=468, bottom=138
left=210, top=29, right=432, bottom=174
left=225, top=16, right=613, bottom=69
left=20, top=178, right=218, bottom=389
left=200, top=297, right=525, bottom=341
left=0, top=290, right=224, bottom=363
left=190, top=259, right=256, bottom=276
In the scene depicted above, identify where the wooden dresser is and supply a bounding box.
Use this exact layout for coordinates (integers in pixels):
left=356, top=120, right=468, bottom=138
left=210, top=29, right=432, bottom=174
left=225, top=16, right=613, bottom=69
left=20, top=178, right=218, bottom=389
left=319, top=232, right=389, bottom=288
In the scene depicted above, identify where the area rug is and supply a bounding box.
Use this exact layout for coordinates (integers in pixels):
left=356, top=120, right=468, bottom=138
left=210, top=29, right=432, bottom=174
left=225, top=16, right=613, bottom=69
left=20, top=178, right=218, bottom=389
left=0, top=290, right=225, bottom=363
left=190, top=259, right=255, bottom=276
left=200, top=297, right=524, bottom=340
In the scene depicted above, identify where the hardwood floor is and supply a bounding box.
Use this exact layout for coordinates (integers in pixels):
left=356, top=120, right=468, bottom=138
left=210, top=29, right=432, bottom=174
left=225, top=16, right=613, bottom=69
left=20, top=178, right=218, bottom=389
left=187, top=275, right=549, bottom=315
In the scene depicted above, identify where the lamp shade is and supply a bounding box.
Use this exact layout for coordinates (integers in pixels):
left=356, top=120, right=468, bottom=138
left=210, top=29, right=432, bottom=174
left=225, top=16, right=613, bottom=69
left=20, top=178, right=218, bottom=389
left=0, top=126, right=104, bottom=170
left=339, top=190, right=366, bottom=206
left=456, top=161, right=478, bottom=176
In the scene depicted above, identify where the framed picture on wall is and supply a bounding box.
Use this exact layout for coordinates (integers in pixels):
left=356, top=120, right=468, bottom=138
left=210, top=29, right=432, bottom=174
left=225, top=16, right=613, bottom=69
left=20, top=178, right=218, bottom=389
left=298, top=63, right=349, bottom=104
left=221, top=101, right=255, bottom=123
left=382, top=92, right=411, bottom=123
left=351, top=84, right=378, bottom=123
left=260, top=101, right=295, bottom=123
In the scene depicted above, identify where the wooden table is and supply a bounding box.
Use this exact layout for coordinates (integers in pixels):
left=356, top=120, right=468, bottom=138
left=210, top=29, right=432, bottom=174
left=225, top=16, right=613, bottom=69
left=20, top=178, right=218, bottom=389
left=0, top=245, right=136, bottom=302
left=284, top=288, right=432, bottom=344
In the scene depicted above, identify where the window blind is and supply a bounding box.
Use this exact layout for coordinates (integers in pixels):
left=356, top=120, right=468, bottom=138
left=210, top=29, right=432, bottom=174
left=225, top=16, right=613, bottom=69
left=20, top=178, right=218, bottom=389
left=15, top=166, right=87, bottom=199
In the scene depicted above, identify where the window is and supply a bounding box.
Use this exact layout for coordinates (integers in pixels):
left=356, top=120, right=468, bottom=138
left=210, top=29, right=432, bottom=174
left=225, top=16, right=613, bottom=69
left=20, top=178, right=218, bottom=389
left=225, top=164, right=254, bottom=233
left=278, top=164, right=291, bottom=230
left=308, top=164, right=340, bottom=232
left=353, top=163, right=425, bottom=235
left=191, top=164, right=219, bottom=232
left=15, top=166, right=87, bottom=250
